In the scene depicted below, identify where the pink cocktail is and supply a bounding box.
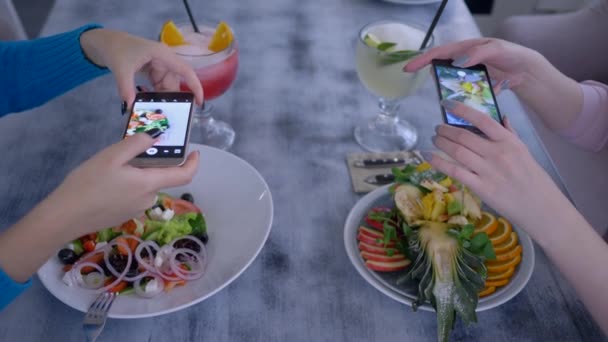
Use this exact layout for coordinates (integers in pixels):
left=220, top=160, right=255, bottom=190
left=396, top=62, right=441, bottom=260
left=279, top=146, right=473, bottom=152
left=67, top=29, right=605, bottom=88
left=173, top=23, right=239, bottom=149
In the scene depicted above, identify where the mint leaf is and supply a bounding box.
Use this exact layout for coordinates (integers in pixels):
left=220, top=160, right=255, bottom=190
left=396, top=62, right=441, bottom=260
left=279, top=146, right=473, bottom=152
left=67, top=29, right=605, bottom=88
left=379, top=50, right=421, bottom=66
left=470, top=233, right=489, bottom=252
left=387, top=249, right=395, bottom=257
left=460, top=224, right=475, bottom=240
left=483, top=242, right=496, bottom=260
left=401, top=221, right=412, bottom=237
left=377, top=42, right=396, bottom=51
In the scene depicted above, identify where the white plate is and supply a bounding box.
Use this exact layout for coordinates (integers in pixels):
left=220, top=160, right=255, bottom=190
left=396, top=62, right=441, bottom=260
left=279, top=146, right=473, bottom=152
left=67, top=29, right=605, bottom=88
left=344, top=184, right=535, bottom=312
left=381, top=0, right=443, bottom=5
left=38, top=144, right=274, bottom=319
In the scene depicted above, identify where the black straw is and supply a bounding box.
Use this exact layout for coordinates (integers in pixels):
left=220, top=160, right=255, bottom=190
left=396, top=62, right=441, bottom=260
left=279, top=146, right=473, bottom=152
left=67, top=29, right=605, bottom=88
left=420, top=0, right=448, bottom=50
left=182, top=0, right=200, bottom=33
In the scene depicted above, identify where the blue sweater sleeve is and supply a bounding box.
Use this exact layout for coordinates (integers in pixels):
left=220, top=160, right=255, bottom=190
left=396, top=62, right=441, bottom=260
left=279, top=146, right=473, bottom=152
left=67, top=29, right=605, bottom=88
left=0, top=24, right=110, bottom=117
left=0, top=267, right=31, bottom=310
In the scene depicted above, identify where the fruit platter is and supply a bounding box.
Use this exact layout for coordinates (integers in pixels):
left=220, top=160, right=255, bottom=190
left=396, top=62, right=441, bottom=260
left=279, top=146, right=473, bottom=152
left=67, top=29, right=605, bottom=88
left=344, top=161, right=535, bottom=342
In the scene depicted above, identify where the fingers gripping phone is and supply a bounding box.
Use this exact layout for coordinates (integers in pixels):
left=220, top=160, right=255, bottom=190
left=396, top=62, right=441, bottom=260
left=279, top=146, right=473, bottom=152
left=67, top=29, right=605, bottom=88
left=123, top=92, right=195, bottom=167
left=431, top=59, right=504, bottom=134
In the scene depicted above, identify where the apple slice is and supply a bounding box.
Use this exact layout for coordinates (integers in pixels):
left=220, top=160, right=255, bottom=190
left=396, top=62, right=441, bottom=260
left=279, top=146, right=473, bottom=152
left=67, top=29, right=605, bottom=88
left=359, top=226, right=383, bottom=239
left=365, top=259, right=411, bottom=272
left=357, top=233, right=396, bottom=247
left=361, top=251, right=406, bottom=263
left=358, top=242, right=399, bottom=255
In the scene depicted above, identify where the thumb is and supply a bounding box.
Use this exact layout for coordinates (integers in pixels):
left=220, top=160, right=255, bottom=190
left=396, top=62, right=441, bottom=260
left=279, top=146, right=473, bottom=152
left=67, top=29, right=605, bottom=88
left=105, top=133, right=157, bottom=165
left=113, top=68, right=137, bottom=107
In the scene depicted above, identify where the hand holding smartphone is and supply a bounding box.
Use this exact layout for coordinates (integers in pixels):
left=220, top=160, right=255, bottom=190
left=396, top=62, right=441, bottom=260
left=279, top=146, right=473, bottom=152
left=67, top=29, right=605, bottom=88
left=431, top=59, right=503, bottom=134
left=122, top=92, right=195, bottom=167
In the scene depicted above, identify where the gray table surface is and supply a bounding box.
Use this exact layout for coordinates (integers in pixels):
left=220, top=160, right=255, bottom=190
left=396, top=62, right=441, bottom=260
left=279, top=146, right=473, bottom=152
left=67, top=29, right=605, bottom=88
left=0, top=0, right=605, bottom=341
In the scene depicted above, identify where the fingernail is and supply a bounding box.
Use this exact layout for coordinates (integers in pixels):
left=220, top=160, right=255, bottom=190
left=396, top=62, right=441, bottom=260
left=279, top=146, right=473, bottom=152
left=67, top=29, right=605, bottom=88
left=440, top=99, right=458, bottom=110
left=452, top=55, right=469, bottom=67
left=420, top=151, right=434, bottom=161
left=501, top=79, right=510, bottom=90
left=136, top=85, right=144, bottom=92
left=121, top=101, right=127, bottom=116
left=146, top=128, right=163, bottom=139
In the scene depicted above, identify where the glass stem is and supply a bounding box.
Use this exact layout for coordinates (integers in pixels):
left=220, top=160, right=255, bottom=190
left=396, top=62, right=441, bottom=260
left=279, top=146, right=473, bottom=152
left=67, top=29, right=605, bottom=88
left=372, top=98, right=400, bottom=135
left=378, top=98, right=400, bottom=119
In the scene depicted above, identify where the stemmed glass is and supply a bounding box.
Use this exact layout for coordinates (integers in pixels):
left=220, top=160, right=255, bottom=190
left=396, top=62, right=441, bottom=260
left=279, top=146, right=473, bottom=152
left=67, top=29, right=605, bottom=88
left=354, top=20, right=434, bottom=152
left=173, top=23, right=239, bottom=150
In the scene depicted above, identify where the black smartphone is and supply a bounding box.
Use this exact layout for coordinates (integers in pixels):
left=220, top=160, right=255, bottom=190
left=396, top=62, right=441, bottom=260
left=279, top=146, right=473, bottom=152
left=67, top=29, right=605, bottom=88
left=123, top=92, right=195, bottom=167
left=431, top=59, right=503, bottom=134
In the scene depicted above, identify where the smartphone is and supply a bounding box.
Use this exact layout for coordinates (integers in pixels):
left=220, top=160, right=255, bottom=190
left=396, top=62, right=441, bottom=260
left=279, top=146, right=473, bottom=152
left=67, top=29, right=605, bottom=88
left=431, top=59, right=503, bottom=134
left=123, top=92, right=195, bottom=167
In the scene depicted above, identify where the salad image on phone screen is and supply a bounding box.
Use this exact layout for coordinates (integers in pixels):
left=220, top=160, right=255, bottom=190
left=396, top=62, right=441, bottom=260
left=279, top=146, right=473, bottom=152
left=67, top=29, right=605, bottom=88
left=436, top=66, right=499, bottom=124
left=126, top=109, right=170, bottom=136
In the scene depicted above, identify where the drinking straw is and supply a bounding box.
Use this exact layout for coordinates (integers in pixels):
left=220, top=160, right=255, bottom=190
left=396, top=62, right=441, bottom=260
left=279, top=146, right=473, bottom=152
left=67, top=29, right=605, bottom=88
left=182, top=0, right=200, bottom=33
left=420, top=0, right=448, bottom=50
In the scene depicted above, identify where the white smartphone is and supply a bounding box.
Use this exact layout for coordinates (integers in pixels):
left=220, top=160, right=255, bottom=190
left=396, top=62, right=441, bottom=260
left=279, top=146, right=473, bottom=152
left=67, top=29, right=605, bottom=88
left=123, top=92, right=195, bottom=167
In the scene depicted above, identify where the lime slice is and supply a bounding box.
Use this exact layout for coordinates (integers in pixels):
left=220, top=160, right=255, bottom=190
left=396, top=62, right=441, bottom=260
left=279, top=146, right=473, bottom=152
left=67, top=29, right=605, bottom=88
left=364, top=33, right=382, bottom=48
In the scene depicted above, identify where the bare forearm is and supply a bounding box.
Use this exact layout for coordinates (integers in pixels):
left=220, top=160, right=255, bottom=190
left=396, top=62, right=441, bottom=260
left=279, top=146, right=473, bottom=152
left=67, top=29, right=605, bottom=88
left=0, top=195, right=77, bottom=282
left=512, top=51, right=584, bottom=131
left=530, top=202, right=608, bottom=334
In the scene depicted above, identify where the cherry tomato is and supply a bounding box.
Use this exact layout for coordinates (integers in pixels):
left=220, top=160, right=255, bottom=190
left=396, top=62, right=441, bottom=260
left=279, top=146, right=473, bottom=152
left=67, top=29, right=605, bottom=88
left=83, top=240, right=96, bottom=253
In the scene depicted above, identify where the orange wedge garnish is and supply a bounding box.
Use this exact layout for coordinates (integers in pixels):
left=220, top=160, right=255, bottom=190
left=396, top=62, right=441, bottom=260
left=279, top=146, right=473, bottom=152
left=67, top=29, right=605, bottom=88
left=487, top=266, right=515, bottom=281
left=485, top=278, right=509, bottom=287
left=160, top=20, right=186, bottom=46
left=495, top=245, right=522, bottom=261
left=487, top=254, right=521, bottom=273
left=479, top=286, right=496, bottom=297
left=494, top=232, right=518, bottom=254
left=474, top=211, right=498, bottom=236
left=208, top=21, right=233, bottom=52
left=489, top=217, right=512, bottom=245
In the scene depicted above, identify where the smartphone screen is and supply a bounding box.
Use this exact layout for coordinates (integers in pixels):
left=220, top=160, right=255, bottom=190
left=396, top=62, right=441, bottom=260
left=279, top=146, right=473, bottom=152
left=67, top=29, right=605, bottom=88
left=432, top=61, right=503, bottom=130
left=123, top=92, right=194, bottom=160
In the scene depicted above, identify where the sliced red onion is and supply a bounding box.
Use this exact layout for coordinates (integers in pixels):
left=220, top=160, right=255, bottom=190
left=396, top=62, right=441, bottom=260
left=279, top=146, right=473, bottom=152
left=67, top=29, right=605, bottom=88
left=134, top=241, right=160, bottom=273
left=98, top=239, right=132, bottom=293
left=169, top=248, right=207, bottom=280
left=72, top=262, right=105, bottom=289
left=134, top=274, right=164, bottom=298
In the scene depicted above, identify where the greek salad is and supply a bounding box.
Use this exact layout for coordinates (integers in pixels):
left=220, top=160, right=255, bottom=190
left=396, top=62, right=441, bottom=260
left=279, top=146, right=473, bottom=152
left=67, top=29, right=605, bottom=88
left=57, top=193, right=208, bottom=297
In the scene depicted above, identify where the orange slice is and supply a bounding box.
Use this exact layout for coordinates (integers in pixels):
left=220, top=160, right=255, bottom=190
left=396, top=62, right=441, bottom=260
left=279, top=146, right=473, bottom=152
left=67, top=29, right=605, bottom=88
left=208, top=21, right=234, bottom=52
left=495, top=245, right=522, bottom=261
left=474, top=211, right=498, bottom=236
left=479, top=286, right=496, bottom=297
left=489, top=217, right=512, bottom=245
left=485, top=278, right=509, bottom=287
left=487, top=266, right=515, bottom=281
left=494, top=232, right=518, bottom=254
left=160, top=20, right=186, bottom=46
left=487, top=254, right=521, bottom=273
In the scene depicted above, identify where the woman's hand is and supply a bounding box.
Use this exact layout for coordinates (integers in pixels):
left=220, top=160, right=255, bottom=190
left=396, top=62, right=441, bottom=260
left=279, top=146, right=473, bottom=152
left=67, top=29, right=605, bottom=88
left=428, top=99, right=569, bottom=238
left=79, top=28, right=204, bottom=106
left=50, top=133, right=199, bottom=235
left=0, top=134, right=199, bottom=282
left=405, top=38, right=582, bottom=131
left=405, top=38, right=544, bottom=89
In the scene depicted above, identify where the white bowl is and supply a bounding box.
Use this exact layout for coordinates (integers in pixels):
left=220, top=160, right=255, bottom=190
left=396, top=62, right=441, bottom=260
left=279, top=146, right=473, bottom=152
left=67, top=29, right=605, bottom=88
left=38, top=144, right=274, bottom=318
left=343, top=184, right=535, bottom=312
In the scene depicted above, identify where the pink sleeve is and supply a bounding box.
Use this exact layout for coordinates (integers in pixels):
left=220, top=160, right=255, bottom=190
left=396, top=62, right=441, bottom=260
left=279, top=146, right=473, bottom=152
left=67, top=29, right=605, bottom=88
left=557, top=80, right=608, bottom=152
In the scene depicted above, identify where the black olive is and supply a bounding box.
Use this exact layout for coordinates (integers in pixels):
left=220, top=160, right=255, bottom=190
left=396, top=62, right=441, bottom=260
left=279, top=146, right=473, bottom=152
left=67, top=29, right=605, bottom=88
left=139, top=113, right=147, bottom=118
left=174, top=238, right=201, bottom=253
left=126, top=260, right=139, bottom=278
left=194, top=233, right=209, bottom=245
left=180, top=193, right=194, bottom=203
left=100, top=263, right=112, bottom=277
left=155, top=109, right=163, bottom=114
left=108, top=252, right=128, bottom=273
left=140, top=247, right=157, bottom=259
left=57, top=248, right=78, bottom=265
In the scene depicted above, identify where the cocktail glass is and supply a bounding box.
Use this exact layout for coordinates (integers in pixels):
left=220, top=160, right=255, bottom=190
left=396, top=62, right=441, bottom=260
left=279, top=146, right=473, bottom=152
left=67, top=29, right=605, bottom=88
left=354, top=20, right=434, bottom=152
left=172, top=23, right=239, bottom=150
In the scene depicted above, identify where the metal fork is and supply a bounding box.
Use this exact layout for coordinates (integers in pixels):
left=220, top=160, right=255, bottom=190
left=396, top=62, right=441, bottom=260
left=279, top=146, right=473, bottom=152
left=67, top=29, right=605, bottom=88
left=83, top=292, right=117, bottom=342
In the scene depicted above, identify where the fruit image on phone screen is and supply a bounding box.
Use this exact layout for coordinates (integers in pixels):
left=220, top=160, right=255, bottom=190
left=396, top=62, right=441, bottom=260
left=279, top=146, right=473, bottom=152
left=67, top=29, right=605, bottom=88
left=432, top=59, right=503, bottom=133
